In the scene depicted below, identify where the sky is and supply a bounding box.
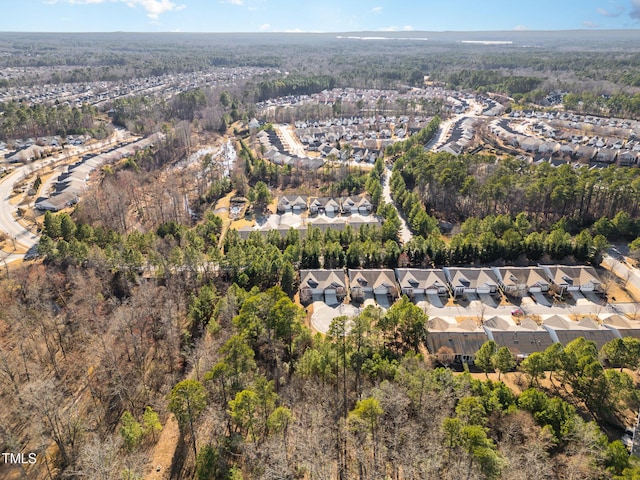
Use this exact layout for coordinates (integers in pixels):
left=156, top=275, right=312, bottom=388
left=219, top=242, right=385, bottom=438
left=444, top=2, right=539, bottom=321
left=2, top=0, right=640, bottom=33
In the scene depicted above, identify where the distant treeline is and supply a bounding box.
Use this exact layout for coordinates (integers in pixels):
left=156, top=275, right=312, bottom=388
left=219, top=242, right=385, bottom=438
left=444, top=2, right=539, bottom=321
left=563, top=90, right=640, bottom=119
left=439, top=69, right=543, bottom=96
left=0, top=101, right=107, bottom=141
left=253, top=75, right=337, bottom=102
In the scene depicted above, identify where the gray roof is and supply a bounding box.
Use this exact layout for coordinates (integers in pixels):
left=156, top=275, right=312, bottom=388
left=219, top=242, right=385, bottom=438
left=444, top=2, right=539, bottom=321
left=493, top=266, right=549, bottom=290
left=541, top=265, right=601, bottom=289
left=426, top=319, right=488, bottom=358
left=445, top=267, right=500, bottom=290
left=349, top=269, right=397, bottom=290
left=395, top=268, right=448, bottom=291
left=484, top=317, right=554, bottom=357
left=543, top=315, right=616, bottom=349
left=300, top=269, right=346, bottom=290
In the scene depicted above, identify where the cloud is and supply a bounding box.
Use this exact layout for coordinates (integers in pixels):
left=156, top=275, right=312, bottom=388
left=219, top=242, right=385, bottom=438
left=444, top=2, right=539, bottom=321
left=632, top=0, right=640, bottom=21
left=371, top=6, right=383, bottom=14
left=62, top=0, right=185, bottom=19
left=221, top=0, right=244, bottom=5
left=379, top=25, right=414, bottom=32
left=259, top=23, right=270, bottom=31
left=596, top=5, right=624, bottom=17
left=582, top=20, right=600, bottom=28
left=128, top=0, right=185, bottom=18
left=284, top=28, right=304, bottom=33
left=513, top=25, right=529, bottom=31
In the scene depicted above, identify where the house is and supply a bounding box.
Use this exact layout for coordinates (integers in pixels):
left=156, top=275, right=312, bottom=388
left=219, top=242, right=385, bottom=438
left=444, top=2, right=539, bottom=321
left=426, top=318, right=488, bottom=364
left=439, top=142, right=464, bottom=156
left=35, top=191, right=79, bottom=212
left=602, top=315, right=640, bottom=340
left=543, top=315, right=616, bottom=349
left=492, top=266, right=550, bottom=295
left=540, top=265, right=602, bottom=293
left=309, top=197, right=341, bottom=215
left=394, top=268, right=449, bottom=297
left=6, top=145, right=44, bottom=163
left=483, top=317, right=554, bottom=359
left=277, top=196, right=308, bottom=213
left=248, top=118, right=261, bottom=131
left=574, top=145, right=597, bottom=162
left=594, top=148, right=617, bottom=164
left=443, top=267, right=500, bottom=297
left=559, top=144, right=577, bottom=157
left=310, top=216, right=347, bottom=233
left=520, top=137, right=543, bottom=153
left=348, top=269, right=398, bottom=302
left=299, top=269, right=347, bottom=305
left=618, top=150, right=638, bottom=166
left=342, top=196, right=373, bottom=214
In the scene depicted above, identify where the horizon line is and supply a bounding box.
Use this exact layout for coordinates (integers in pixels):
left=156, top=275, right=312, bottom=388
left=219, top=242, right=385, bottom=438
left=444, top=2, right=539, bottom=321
left=1, top=28, right=639, bottom=34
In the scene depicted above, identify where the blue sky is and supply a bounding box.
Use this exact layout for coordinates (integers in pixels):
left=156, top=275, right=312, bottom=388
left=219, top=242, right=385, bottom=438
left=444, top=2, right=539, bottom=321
left=2, top=0, right=640, bottom=32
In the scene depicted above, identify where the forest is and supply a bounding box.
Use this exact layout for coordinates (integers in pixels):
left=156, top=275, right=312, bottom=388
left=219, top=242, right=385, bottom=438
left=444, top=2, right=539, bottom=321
left=2, top=257, right=640, bottom=479
left=3, top=29, right=640, bottom=480
left=0, top=102, right=108, bottom=142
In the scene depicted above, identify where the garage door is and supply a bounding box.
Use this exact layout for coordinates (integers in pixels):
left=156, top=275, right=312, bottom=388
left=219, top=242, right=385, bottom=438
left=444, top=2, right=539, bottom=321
left=324, top=290, right=338, bottom=305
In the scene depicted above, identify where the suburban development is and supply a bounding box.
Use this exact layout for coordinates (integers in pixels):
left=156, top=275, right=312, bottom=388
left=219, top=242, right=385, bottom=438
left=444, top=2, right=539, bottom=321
left=2, top=12, right=640, bottom=480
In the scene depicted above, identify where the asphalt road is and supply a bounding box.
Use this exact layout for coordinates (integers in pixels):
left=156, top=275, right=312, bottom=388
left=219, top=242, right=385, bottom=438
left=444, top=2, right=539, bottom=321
left=382, top=166, right=412, bottom=244
left=427, top=99, right=484, bottom=152
left=0, top=129, right=131, bottom=262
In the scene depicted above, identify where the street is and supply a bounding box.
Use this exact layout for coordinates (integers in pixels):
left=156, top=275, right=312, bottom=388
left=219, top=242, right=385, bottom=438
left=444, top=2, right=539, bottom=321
left=0, top=128, right=132, bottom=262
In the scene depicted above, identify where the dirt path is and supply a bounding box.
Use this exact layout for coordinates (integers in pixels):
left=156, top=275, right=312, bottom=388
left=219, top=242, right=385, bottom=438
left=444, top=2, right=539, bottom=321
left=144, top=414, right=180, bottom=480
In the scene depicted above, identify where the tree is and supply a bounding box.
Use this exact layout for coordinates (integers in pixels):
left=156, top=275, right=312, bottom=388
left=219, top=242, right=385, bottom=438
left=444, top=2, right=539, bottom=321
left=380, top=296, right=428, bottom=355
left=629, top=237, right=640, bottom=265
left=519, top=351, right=548, bottom=387
left=168, top=380, right=208, bottom=460
left=220, top=90, right=232, bottom=108
left=350, top=397, right=384, bottom=472
left=460, top=424, right=503, bottom=479
left=59, top=213, right=77, bottom=242
left=436, top=346, right=456, bottom=368
left=600, top=337, right=640, bottom=371
left=475, top=341, right=498, bottom=377
left=196, top=444, right=223, bottom=480
left=251, top=181, right=272, bottom=213
left=142, top=406, right=162, bottom=443
left=188, top=284, right=219, bottom=333
left=280, top=260, right=297, bottom=298
left=456, top=396, right=487, bottom=426
left=492, top=347, right=516, bottom=381
left=228, top=389, right=258, bottom=439
left=43, top=211, right=61, bottom=239
left=120, top=411, right=143, bottom=451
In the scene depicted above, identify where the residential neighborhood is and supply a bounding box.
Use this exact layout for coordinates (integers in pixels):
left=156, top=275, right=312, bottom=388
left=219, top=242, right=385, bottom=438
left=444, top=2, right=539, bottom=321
left=299, top=263, right=640, bottom=364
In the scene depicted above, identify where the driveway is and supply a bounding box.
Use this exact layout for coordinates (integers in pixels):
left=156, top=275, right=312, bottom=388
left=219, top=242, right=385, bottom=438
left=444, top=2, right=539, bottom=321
left=427, top=293, right=445, bottom=308
left=479, top=293, right=498, bottom=307
left=532, top=292, right=552, bottom=307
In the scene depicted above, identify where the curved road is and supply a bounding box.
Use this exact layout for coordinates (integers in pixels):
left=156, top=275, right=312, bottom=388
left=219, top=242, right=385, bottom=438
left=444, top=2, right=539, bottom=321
left=382, top=166, right=412, bottom=244
left=427, top=98, right=485, bottom=152
left=0, top=129, right=131, bottom=263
